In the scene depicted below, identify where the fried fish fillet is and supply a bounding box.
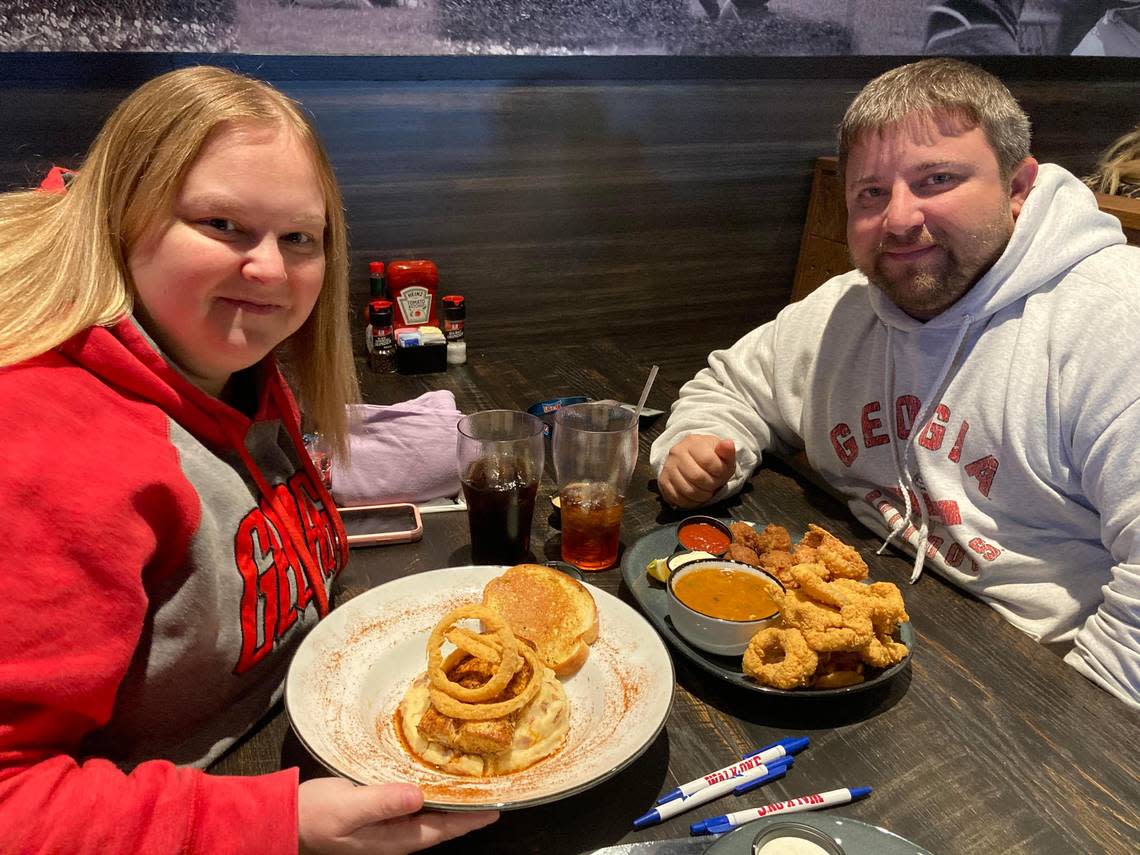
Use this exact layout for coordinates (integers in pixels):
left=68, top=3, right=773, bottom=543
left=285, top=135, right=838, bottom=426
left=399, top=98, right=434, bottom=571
left=415, top=655, right=530, bottom=755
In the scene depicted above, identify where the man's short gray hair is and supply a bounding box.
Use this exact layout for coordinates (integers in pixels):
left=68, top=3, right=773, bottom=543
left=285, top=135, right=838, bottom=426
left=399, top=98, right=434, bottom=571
left=838, top=58, right=1032, bottom=179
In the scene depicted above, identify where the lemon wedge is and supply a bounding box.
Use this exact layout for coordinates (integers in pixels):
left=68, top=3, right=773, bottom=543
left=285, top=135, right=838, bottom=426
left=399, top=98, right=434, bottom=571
left=646, top=557, right=670, bottom=583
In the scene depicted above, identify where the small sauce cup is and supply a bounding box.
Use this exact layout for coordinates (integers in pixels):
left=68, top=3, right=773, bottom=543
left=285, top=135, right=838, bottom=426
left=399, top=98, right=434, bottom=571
left=675, top=515, right=732, bottom=556
left=666, top=558, right=784, bottom=657
left=751, top=822, right=846, bottom=855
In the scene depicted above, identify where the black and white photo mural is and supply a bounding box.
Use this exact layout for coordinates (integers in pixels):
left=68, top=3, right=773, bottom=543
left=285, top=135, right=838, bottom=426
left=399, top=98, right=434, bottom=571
left=1, top=1, right=1137, bottom=55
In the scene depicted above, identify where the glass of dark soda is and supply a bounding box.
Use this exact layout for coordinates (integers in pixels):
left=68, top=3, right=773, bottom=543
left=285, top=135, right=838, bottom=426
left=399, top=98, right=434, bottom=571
left=457, top=410, right=545, bottom=565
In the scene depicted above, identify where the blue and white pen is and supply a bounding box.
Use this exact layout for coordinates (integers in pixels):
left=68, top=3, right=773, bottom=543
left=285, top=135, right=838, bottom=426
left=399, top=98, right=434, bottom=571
left=655, top=736, right=810, bottom=806
left=691, top=787, right=873, bottom=836
left=632, top=756, right=793, bottom=830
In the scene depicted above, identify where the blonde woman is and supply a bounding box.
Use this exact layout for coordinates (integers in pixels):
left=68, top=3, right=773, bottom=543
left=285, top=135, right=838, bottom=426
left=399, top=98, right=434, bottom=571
left=1085, top=125, right=1140, bottom=198
left=0, top=67, right=496, bottom=853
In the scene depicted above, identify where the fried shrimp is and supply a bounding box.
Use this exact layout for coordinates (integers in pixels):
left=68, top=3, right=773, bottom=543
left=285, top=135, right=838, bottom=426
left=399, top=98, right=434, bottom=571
left=791, top=544, right=818, bottom=566
left=781, top=590, right=874, bottom=653
left=831, top=579, right=910, bottom=634
left=743, top=627, right=818, bottom=690
left=800, top=524, right=869, bottom=581
left=859, top=632, right=910, bottom=668
left=789, top=564, right=840, bottom=603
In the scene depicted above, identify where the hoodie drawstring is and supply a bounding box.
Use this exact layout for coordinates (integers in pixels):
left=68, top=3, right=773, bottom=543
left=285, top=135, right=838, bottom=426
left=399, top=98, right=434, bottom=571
left=879, top=314, right=974, bottom=583
left=877, top=326, right=912, bottom=556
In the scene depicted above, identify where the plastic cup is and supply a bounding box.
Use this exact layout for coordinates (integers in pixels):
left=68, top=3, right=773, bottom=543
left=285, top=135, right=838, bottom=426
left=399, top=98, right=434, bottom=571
left=552, top=401, right=638, bottom=571
left=457, top=410, right=545, bottom=565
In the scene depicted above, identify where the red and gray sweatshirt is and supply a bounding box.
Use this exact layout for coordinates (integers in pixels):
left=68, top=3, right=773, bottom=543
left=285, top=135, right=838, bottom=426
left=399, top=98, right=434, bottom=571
left=0, top=317, right=347, bottom=853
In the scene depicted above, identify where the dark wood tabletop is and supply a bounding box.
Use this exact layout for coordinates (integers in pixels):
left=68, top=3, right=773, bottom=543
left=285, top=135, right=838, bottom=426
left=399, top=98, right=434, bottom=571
left=211, top=342, right=1140, bottom=855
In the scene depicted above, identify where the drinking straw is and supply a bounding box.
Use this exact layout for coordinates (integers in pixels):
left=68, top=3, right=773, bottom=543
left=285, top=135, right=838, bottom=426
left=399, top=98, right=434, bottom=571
left=632, top=364, right=659, bottom=422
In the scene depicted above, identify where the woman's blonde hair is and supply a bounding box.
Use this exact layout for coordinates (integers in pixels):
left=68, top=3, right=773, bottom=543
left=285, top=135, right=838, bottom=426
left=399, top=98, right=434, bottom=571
left=0, top=65, right=358, bottom=453
left=838, top=58, right=1032, bottom=180
left=1084, top=126, right=1140, bottom=196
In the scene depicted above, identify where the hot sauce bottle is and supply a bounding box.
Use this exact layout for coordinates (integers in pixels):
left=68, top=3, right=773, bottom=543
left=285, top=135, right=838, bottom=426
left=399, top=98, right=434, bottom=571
left=365, top=299, right=395, bottom=373
left=442, top=294, right=466, bottom=365
left=362, top=260, right=387, bottom=322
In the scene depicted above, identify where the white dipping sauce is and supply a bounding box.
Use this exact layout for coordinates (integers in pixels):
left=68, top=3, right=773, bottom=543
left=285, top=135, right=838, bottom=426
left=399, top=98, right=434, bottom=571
left=756, top=838, right=832, bottom=855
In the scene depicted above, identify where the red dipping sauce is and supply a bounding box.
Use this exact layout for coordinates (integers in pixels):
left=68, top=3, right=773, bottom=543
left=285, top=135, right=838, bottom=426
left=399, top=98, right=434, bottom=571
left=678, top=522, right=730, bottom=554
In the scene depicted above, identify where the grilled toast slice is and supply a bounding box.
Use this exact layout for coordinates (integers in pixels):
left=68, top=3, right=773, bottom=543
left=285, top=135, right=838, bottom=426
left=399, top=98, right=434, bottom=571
left=482, top=564, right=599, bottom=677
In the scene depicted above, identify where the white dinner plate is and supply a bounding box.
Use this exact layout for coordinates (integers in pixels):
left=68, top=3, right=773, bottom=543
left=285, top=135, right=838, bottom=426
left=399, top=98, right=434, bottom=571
left=284, top=565, right=675, bottom=810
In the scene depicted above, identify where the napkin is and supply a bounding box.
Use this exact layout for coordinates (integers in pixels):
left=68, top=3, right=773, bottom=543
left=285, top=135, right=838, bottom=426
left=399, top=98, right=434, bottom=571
left=330, top=390, right=463, bottom=506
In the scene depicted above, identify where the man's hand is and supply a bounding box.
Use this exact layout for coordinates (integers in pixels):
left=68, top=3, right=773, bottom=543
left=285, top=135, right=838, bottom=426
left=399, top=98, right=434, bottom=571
left=298, top=778, right=499, bottom=855
left=657, top=434, right=736, bottom=508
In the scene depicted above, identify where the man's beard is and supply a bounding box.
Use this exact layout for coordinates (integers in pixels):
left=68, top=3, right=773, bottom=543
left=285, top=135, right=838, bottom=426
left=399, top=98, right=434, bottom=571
left=859, top=216, right=1013, bottom=320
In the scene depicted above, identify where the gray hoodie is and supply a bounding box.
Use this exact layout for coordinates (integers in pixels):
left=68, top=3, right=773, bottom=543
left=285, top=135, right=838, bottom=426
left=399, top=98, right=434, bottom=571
left=650, top=164, right=1140, bottom=708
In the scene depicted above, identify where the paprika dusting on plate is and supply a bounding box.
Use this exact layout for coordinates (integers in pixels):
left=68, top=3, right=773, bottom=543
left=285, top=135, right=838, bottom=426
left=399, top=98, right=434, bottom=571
left=677, top=522, right=731, bottom=554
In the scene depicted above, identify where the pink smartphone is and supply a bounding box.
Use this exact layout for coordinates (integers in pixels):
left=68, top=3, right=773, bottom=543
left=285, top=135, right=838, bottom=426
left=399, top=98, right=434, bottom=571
left=337, top=502, right=424, bottom=547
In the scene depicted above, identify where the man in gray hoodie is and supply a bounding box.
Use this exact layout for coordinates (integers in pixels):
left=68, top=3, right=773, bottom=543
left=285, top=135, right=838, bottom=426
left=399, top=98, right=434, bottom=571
left=650, top=58, right=1140, bottom=708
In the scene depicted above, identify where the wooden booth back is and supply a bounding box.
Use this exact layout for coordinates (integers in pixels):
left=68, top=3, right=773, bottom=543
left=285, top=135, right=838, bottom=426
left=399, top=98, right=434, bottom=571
left=1, top=57, right=1137, bottom=384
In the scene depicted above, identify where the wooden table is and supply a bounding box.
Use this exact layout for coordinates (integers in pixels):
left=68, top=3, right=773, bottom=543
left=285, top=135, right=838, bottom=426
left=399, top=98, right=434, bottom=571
left=211, top=343, right=1140, bottom=854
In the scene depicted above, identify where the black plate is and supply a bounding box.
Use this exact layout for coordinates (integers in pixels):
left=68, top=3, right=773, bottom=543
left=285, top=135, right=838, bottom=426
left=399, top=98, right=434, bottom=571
left=619, top=520, right=914, bottom=698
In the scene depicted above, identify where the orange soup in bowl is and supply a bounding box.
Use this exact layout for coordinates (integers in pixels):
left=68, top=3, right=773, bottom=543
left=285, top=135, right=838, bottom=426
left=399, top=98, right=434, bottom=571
left=672, top=566, right=779, bottom=622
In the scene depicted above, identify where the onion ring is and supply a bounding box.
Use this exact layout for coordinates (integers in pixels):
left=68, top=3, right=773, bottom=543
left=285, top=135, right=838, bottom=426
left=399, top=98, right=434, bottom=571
left=446, top=626, right=505, bottom=664
left=429, top=642, right=544, bottom=721
left=743, top=627, right=818, bottom=690
left=427, top=605, right=520, bottom=703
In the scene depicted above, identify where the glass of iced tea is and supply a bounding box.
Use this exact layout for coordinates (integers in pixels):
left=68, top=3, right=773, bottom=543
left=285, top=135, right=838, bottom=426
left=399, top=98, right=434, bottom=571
left=456, top=410, right=545, bottom=565
left=552, top=401, right=638, bottom=571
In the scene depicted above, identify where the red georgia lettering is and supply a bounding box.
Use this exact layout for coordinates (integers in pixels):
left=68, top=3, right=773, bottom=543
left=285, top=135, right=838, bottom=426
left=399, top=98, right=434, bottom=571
left=895, top=395, right=921, bottom=440
left=233, top=475, right=339, bottom=675
left=918, top=404, right=950, bottom=451
left=926, top=535, right=944, bottom=557
left=968, top=536, right=1002, bottom=561
left=861, top=401, right=890, bottom=448
left=270, top=484, right=329, bottom=616
left=964, top=455, right=999, bottom=497
left=948, top=419, right=969, bottom=463
left=234, top=510, right=285, bottom=674
left=945, top=542, right=967, bottom=568
left=830, top=423, right=858, bottom=467
left=288, top=471, right=340, bottom=582
left=932, top=499, right=962, bottom=526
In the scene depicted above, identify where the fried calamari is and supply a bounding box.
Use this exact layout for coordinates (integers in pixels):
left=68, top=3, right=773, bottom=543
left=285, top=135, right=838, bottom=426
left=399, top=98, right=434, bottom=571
left=742, top=627, right=818, bottom=690
left=732, top=527, right=909, bottom=691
